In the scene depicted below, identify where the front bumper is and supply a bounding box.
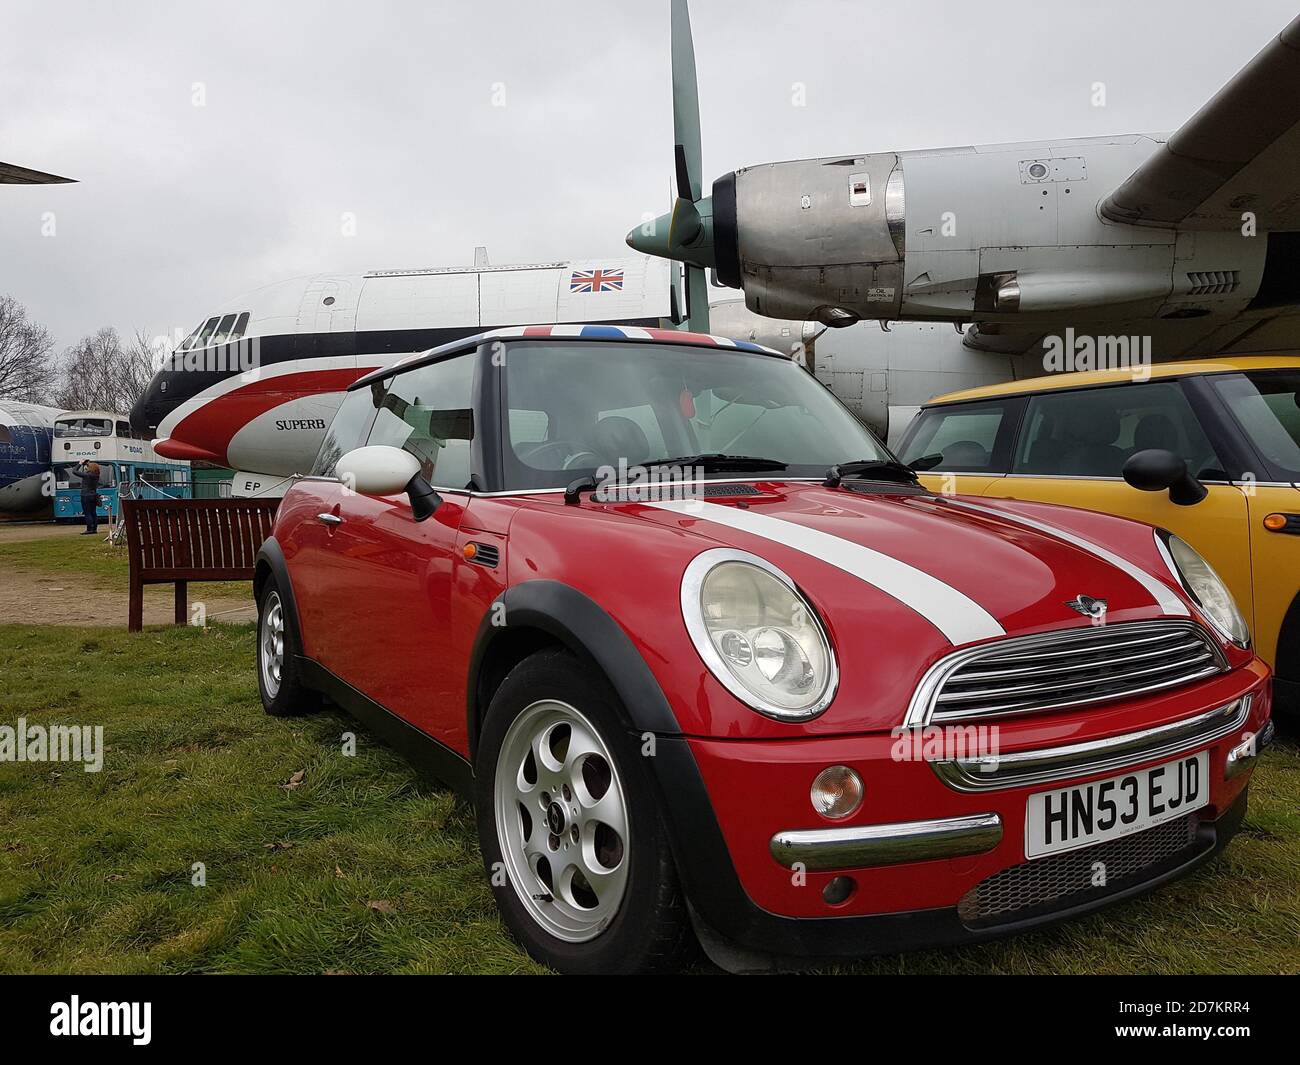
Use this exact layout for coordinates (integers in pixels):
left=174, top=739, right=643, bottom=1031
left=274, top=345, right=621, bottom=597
left=770, top=812, right=1004, bottom=872
left=649, top=661, right=1271, bottom=962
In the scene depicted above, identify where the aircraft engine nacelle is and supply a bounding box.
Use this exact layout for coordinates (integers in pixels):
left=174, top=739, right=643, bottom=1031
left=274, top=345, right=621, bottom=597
left=712, top=153, right=905, bottom=327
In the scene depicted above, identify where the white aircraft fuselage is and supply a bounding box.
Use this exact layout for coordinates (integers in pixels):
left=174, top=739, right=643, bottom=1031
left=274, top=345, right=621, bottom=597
left=131, top=257, right=672, bottom=490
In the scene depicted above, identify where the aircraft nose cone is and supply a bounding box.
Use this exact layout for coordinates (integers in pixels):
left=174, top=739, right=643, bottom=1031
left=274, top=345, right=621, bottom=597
left=128, top=386, right=158, bottom=432
left=625, top=209, right=677, bottom=258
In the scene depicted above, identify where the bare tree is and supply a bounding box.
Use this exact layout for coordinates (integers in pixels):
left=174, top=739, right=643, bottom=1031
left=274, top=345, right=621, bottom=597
left=0, top=294, right=59, bottom=402
left=56, top=327, right=159, bottom=413
left=122, top=330, right=165, bottom=408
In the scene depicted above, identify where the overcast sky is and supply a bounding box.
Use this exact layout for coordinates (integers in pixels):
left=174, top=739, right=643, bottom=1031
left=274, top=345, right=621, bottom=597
left=2, top=0, right=1297, bottom=355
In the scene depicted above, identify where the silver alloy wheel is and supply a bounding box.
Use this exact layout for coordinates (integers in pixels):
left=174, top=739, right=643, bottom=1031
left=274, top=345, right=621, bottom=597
left=260, top=591, right=285, bottom=699
left=494, top=699, right=631, bottom=943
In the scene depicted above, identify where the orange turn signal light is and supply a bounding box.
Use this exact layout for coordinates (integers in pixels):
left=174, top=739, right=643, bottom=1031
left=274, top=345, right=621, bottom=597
left=462, top=543, right=478, bottom=559
left=1263, top=513, right=1288, bottom=532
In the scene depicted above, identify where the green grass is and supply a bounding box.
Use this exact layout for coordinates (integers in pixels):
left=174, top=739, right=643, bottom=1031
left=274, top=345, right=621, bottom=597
left=0, top=623, right=540, bottom=974
left=0, top=536, right=237, bottom=600
left=0, top=622, right=1296, bottom=974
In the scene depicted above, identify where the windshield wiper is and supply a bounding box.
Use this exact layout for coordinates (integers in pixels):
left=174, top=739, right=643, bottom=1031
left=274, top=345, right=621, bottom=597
left=564, top=453, right=787, bottom=505
left=652, top=453, right=789, bottom=473
left=823, top=459, right=920, bottom=488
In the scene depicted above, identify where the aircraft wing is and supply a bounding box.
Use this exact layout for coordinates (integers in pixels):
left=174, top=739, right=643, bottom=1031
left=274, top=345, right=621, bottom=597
left=1100, top=14, right=1300, bottom=230
left=964, top=308, right=1300, bottom=361
left=0, top=161, right=76, bottom=184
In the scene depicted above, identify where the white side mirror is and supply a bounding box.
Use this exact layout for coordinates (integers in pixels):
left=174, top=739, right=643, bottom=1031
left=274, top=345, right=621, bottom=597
left=335, top=445, right=421, bottom=496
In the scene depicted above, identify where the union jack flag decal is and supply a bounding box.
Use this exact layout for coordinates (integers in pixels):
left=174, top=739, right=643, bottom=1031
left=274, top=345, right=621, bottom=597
left=570, top=268, right=624, bottom=293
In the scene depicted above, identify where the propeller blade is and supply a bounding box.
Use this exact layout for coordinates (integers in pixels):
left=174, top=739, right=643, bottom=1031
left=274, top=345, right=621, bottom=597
left=668, top=196, right=703, bottom=247
left=685, top=263, right=711, bottom=333
left=626, top=1, right=716, bottom=270
left=671, top=0, right=702, bottom=204
left=668, top=260, right=683, bottom=324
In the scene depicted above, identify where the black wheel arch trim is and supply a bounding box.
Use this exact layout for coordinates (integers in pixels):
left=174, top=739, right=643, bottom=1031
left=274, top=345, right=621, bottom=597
left=254, top=537, right=304, bottom=653
left=1275, top=589, right=1300, bottom=683
left=466, top=579, right=682, bottom=756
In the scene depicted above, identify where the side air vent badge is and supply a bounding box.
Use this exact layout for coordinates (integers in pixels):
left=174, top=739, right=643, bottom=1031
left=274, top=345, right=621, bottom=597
left=464, top=542, right=500, bottom=568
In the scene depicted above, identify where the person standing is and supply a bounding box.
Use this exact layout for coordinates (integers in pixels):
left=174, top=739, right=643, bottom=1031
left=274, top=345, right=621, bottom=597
left=73, top=459, right=102, bottom=535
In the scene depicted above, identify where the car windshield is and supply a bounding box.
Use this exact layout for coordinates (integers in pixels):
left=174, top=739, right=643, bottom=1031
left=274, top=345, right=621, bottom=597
left=1210, top=370, right=1300, bottom=480
left=500, top=340, right=891, bottom=489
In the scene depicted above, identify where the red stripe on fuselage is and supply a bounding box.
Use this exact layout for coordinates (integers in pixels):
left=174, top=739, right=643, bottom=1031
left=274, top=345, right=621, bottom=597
left=155, top=367, right=366, bottom=465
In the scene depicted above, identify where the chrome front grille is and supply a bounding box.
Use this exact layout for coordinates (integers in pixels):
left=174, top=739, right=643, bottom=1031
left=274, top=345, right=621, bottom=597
left=907, top=621, right=1228, bottom=726
left=957, top=814, right=1201, bottom=927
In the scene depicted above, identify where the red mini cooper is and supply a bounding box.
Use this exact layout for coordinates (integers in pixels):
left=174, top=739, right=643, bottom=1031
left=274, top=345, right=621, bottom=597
left=255, top=325, right=1274, bottom=973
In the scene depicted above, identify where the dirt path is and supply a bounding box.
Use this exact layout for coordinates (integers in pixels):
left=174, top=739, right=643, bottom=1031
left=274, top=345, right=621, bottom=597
left=0, top=524, right=257, bottom=627
left=0, top=523, right=93, bottom=544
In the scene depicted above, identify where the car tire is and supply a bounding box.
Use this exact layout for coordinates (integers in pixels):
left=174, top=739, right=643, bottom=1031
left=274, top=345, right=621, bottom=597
left=474, top=648, right=695, bottom=974
left=256, top=575, right=321, bottom=717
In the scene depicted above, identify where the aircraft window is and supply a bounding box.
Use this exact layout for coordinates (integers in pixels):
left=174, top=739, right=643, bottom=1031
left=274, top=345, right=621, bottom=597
left=897, top=401, right=1010, bottom=472
left=1013, top=383, right=1221, bottom=480
left=366, top=355, right=476, bottom=490
left=210, top=313, right=238, bottom=344
left=177, top=321, right=206, bottom=352
left=194, top=317, right=221, bottom=348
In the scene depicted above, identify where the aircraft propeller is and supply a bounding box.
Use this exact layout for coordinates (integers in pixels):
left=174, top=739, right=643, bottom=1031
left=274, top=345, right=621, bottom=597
left=627, top=0, right=712, bottom=332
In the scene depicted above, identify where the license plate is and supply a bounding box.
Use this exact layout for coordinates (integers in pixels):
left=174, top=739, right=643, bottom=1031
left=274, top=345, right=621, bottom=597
left=1025, top=751, right=1208, bottom=859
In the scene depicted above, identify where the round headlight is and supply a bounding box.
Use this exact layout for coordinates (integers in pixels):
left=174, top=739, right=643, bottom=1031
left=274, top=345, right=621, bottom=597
left=681, top=549, right=838, bottom=720
left=1157, top=532, right=1250, bottom=647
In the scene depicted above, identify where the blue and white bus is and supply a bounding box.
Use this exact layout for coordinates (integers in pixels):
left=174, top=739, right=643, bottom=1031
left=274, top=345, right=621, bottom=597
left=52, top=410, right=192, bottom=522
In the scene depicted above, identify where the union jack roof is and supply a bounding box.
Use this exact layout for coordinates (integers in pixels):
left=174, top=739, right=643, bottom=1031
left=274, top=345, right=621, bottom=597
left=351, top=324, right=785, bottom=389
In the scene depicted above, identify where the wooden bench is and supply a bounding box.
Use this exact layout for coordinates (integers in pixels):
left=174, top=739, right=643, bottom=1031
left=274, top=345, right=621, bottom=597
left=122, top=497, right=279, bottom=632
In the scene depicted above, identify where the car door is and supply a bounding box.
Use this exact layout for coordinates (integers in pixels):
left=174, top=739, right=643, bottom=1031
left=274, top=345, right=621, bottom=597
left=895, top=397, right=1023, bottom=496
left=1202, top=368, right=1300, bottom=683
left=979, top=380, right=1254, bottom=628
left=290, top=384, right=385, bottom=664
left=316, top=352, right=478, bottom=739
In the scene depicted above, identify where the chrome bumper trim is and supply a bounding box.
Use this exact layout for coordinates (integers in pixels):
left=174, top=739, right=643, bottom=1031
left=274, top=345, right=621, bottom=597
left=769, top=812, right=1003, bottom=871
left=931, top=696, right=1252, bottom=793
left=1225, top=717, right=1275, bottom=781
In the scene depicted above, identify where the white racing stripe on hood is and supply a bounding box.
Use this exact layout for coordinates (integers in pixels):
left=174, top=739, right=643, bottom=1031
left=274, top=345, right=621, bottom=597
left=648, top=499, right=1005, bottom=646
left=940, top=498, right=1190, bottom=617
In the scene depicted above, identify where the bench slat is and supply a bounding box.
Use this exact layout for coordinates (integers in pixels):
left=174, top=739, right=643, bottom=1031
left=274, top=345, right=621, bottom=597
left=122, top=497, right=279, bottom=631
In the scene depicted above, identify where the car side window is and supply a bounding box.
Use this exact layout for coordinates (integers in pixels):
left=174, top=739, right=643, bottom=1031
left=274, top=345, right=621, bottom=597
left=311, top=387, right=382, bottom=477
left=1013, top=382, right=1222, bottom=480
left=366, top=354, right=476, bottom=489
left=896, top=400, right=1012, bottom=472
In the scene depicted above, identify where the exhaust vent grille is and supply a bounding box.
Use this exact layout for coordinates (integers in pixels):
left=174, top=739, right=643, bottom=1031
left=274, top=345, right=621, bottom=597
left=1186, top=270, right=1239, bottom=296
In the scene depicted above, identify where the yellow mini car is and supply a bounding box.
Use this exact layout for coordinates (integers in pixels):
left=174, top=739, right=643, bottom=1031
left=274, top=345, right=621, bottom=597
left=896, top=357, right=1300, bottom=717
